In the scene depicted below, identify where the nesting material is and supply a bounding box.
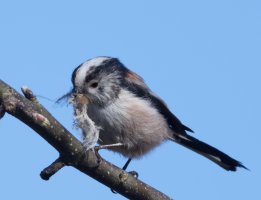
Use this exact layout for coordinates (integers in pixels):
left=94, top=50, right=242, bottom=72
left=71, top=94, right=100, bottom=150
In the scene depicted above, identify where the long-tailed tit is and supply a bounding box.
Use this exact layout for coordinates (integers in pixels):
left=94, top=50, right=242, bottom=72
left=60, top=56, right=246, bottom=171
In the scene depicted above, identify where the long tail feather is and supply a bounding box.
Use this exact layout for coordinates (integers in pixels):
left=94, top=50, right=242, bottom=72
left=171, top=134, right=247, bottom=171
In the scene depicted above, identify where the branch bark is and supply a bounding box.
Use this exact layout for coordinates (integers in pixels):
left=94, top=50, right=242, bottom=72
left=0, top=79, right=172, bottom=200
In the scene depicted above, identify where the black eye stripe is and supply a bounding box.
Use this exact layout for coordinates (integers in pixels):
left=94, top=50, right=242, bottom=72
left=85, top=68, right=101, bottom=83
left=84, top=61, right=128, bottom=83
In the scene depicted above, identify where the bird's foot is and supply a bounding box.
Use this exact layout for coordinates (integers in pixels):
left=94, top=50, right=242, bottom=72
left=94, top=143, right=124, bottom=166
left=128, top=171, right=139, bottom=178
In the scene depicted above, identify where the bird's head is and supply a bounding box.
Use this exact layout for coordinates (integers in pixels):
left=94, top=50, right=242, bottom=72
left=60, top=56, right=127, bottom=107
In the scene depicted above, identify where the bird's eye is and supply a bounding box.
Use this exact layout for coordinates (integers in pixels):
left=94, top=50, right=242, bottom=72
left=90, top=82, right=98, bottom=88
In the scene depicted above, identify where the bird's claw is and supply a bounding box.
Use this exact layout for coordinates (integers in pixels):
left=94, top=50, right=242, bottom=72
left=128, top=171, right=139, bottom=178
left=93, top=146, right=102, bottom=166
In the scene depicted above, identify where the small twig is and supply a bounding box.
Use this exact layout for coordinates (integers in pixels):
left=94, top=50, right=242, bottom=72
left=40, top=157, right=66, bottom=180
left=21, top=86, right=38, bottom=103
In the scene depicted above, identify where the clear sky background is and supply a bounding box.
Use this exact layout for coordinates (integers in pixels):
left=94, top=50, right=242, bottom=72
left=0, top=1, right=260, bottom=200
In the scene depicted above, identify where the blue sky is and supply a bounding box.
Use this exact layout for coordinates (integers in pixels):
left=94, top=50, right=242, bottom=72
left=0, top=1, right=260, bottom=199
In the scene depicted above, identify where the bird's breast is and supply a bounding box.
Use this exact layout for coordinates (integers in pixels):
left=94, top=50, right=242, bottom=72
left=87, top=89, right=172, bottom=158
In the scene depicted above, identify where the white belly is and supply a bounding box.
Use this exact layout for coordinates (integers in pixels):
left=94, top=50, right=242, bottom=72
left=87, top=89, right=172, bottom=158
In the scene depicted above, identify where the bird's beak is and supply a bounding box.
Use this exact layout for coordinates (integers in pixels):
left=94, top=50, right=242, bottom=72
left=70, top=92, right=91, bottom=114
left=72, top=93, right=90, bottom=106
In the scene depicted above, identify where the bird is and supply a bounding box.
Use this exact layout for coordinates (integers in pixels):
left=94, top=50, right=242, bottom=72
left=60, top=56, right=246, bottom=172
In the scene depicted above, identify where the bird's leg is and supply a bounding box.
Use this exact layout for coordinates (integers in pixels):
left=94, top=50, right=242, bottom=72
left=95, top=143, right=125, bottom=151
left=94, top=144, right=138, bottom=177
left=111, top=158, right=138, bottom=194
left=122, top=158, right=139, bottom=178
left=94, top=143, right=139, bottom=194
left=122, top=158, right=132, bottom=171
left=94, top=143, right=124, bottom=165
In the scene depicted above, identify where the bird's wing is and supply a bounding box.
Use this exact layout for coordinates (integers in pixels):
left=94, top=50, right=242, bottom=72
left=124, top=71, right=193, bottom=135
left=124, top=71, right=248, bottom=171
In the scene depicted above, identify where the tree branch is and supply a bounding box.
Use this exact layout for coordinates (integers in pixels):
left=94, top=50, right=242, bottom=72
left=40, top=157, right=66, bottom=180
left=0, top=79, right=172, bottom=200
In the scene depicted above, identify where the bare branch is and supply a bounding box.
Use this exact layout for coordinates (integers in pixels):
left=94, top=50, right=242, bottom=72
left=40, top=157, right=66, bottom=180
left=0, top=79, right=172, bottom=200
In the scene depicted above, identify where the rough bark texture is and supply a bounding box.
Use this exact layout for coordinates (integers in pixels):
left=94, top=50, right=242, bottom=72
left=0, top=80, right=172, bottom=200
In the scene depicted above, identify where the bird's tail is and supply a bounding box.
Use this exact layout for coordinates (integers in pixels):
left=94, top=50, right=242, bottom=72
left=170, top=133, right=247, bottom=171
